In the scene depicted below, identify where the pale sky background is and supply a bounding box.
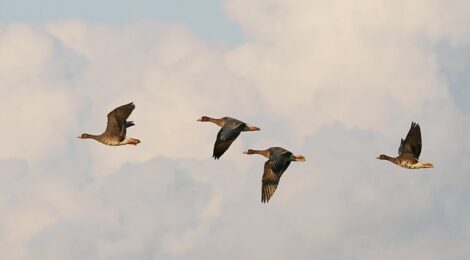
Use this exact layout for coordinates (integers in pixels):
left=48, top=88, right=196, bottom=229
left=0, top=1, right=470, bottom=259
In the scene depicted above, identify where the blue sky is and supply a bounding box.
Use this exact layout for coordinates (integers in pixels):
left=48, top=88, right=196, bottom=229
left=0, top=0, right=242, bottom=42
left=0, top=1, right=469, bottom=259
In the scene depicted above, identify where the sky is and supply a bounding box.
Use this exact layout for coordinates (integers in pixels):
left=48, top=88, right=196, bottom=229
left=0, top=0, right=242, bottom=42
left=0, top=0, right=470, bottom=259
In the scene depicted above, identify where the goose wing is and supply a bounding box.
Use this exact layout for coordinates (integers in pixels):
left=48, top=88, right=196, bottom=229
left=269, top=148, right=293, bottom=173
left=212, top=120, right=245, bottom=159
left=398, top=122, right=422, bottom=159
left=261, top=149, right=292, bottom=203
left=105, top=102, right=135, bottom=139
left=262, top=159, right=290, bottom=203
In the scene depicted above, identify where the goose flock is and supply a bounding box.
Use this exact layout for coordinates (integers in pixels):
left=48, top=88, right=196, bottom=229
left=79, top=102, right=434, bottom=203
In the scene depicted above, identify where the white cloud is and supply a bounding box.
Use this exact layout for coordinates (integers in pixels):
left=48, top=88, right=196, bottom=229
left=0, top=24, right=79, bottom=163
left=223, top=0, right=470, bottom=137
left=0, top=0, right=470, bottom=259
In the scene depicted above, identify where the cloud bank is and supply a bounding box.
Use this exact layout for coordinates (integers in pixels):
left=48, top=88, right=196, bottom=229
left=0, top=0, right=469, bottom=259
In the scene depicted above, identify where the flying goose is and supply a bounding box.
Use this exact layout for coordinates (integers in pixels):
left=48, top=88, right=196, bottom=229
left=377, top=122, right=433, bottom=169
left=78, top=102, right=141, bottom=146
left=244, top=147, right=305, bottom=203
left=197, top=116, right=260, bottom=159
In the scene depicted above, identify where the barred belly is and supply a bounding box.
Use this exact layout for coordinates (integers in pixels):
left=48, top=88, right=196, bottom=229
left=399, top=161, right=421, bottom=169
left=101, top=137, right=124, bottom=146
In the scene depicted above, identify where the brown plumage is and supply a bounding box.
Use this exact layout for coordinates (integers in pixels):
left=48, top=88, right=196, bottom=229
left=198, top=116, right=260, bottom=159
left=78, top=102, right=141, bottom=146
left=244, top=147, right=306, bottom=203
left=377, top=122, right=433, bottom=169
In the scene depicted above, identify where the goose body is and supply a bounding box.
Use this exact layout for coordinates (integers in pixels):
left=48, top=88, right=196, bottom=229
left=244, top=147, right=305, bottom=203
left=377, top=122, right=433, bottom=169
left=198, top=116, right=260, bottom=159
left=78, top=102, right=141, bottom=146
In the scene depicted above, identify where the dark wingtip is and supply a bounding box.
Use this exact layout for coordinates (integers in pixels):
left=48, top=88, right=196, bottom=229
left=212, top=149, right=225, bottom=160
left=261, top=196, right=269, bottom=203
left=126, top=121, right=135, bottom=128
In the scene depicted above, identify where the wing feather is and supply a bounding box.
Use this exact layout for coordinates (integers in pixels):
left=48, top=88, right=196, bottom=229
left=399, top=122, right=422, bottom=159
left=212, top=121, right=245, bottom=159
left=105, top=102, right=135, bottom=139
left=261, top=161, right=281, bottom=203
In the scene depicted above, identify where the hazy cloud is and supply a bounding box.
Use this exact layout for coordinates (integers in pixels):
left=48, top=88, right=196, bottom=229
left=1, top=0, right=470, bottom=259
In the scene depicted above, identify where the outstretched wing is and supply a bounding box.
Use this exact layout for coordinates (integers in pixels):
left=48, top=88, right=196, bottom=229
left=399, top=122, right=422, bottom=159
left=212, top=121, right=245, bottom=159
left=398, top=138, right=405, bottom=155
left=105, top=102, right=135, bottom=139
left=262, top=160, right=282, bottom=203
left=261, top=148, right=294, bottom=203
left=261, top=149, right=293, bottom=203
